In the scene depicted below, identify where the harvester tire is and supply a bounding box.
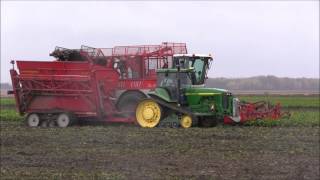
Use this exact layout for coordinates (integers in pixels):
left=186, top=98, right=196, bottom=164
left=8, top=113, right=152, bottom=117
left=117, top=91, right=147, bottom=116
left=56, top=113, right=72, bottom=128
left=136, top=99, right=162, bottom=128
left=26, top=113, right=40, bottom=127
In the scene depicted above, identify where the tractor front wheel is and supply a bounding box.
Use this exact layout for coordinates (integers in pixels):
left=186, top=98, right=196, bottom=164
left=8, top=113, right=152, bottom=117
left=180, top=115, right=193, bottom=128
left=136, top=99, right=162, bottom=128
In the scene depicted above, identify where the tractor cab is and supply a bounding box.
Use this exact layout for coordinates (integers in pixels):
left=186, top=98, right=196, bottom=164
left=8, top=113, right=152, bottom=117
left=156, top=68, right=193, bottom=102
left=155, top=54, right=213, bottom=102
left=172, top=54, right=213, bottom=85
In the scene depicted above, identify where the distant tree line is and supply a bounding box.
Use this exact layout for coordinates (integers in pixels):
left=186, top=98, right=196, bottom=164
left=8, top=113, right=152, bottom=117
left=206, top=76, right=319, bottom=91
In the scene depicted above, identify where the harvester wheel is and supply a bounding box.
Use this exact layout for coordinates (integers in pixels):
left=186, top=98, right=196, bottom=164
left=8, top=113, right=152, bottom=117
left=136, top=99, right=162, bottom=128
left=26, top=113, right=40, bottom=127
left=117, top=91, right=147, bottom=116
left=56, top=113, right=72, bottom=128
left=180, top=115, right=193, bottom=128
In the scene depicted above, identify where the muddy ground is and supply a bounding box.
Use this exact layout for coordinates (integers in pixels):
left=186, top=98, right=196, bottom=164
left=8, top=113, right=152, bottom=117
left=0, top=121, right=319, bottom=180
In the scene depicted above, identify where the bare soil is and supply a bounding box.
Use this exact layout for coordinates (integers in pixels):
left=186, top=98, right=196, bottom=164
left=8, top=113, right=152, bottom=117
left=0, top=121, right=319, bottom=180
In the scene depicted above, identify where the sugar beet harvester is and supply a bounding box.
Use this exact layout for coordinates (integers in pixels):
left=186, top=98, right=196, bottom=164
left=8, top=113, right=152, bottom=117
left=10, top=42, right=288, bottom=128
left=10, top=43, right=188, bottom=127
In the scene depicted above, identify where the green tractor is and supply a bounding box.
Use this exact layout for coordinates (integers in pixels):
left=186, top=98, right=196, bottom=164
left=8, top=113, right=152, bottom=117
left=135, top=54, right=240, bottom=128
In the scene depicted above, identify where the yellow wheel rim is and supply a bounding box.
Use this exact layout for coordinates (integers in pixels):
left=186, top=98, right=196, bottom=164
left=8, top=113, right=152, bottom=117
left=136, top=99, right=162, bottom=128
left=180, top=115, right=192, bottom=128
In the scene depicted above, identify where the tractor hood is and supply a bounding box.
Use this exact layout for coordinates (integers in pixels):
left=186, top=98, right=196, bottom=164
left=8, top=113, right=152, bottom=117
left=147, top=87, right=231, bottom=104
left=184, top=87, right=229, bottom=96
left=184, top=87, right=234, bottom=118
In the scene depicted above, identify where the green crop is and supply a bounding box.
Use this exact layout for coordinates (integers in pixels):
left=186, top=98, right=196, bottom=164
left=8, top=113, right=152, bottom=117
left=0, top=109, right=22, bottom=121
left=239, top=95, right=319, bottom=108
left=0, top=97, right=15, bottom=105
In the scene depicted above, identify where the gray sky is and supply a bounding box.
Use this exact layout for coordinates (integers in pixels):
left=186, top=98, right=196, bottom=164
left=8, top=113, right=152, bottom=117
left=1, top=1, right=319, bottom=83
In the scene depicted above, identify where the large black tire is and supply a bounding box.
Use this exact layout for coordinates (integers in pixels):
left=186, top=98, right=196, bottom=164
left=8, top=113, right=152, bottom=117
left=199, top=117, right=217, bottom=127
left=116, top=91, right=147, bottom=116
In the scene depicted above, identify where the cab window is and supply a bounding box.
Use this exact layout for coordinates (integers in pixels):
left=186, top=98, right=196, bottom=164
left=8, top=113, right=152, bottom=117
left=193, top=58, right=205, bottom=84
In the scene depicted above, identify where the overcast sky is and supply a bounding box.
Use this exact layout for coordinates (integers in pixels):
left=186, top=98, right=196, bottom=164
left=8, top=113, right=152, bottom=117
left=1, top=1, right=319, bottom=83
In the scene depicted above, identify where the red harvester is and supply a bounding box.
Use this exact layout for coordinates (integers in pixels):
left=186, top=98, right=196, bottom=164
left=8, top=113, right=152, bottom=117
left=10, top=42, right=187, bottom=127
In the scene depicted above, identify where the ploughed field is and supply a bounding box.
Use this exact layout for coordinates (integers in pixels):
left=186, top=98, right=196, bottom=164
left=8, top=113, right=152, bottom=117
left=0, top=95, right=319, bottom=179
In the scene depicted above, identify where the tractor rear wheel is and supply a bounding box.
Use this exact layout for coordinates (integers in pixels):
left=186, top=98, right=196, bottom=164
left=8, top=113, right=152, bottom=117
left=26, top=113, right=40, bottom=127
left=136, top=99, right=162, bottom=128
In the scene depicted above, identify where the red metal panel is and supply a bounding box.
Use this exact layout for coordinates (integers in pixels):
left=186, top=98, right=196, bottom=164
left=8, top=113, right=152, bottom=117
left=118, top=79, right=156, bottom=89
left=26, top=96, right=97, bottom=115
left=17, top=61, right=91, bottom=76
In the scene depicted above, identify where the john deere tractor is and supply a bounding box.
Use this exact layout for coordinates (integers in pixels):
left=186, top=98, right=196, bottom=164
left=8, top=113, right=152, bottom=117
left=135, top=54, right=241, bottom=128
